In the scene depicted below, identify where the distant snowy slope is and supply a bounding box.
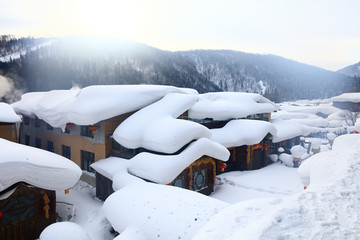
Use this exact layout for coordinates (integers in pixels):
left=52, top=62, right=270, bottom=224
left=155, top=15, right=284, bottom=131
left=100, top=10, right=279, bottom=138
left=337, top=61, right=360, bottom=77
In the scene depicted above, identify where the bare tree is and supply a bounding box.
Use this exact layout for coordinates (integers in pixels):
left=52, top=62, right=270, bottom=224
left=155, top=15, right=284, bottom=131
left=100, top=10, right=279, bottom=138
left=343, top=110, right=359, bottom=126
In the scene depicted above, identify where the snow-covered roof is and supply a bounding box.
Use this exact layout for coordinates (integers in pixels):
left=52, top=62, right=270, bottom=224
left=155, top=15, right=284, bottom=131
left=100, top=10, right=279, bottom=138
left=103, top=182, right=228, bottom=240
left=279, top=103, right=339, bottom=116
left=210, top=119, right=277, bottom=148
left=271, top=119, right=310, bottom=143
left=113, top=93, right=210, bottom=154
left=91, top=138, right=230, bottom=189
left=12, top=85, right=197, bottom=130
left=331, top=92, right=360, bottom=103
left=0, top=102, right=21, bottom=123
left=0, top=138, right=81, bottom=192
left=188, top=92, right=277, bottom=120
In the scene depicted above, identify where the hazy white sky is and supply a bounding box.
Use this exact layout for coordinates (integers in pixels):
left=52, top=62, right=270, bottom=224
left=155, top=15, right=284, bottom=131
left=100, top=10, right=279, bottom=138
left=1, top=0, right=359, bottom=70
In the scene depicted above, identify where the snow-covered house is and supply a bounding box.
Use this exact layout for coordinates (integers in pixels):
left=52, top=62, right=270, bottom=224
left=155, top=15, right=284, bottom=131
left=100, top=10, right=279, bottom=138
left=91, top=93, right=230, bottom=200
left=188, top=92, right=277, bottom=128
left=270, top=119, right=310, bottom=154
left=11, top=85, right=195, bottom=176
left=331, top=92, right=360, bottom=112
left=210, top=120, right=277, bottom=172
left=0, top=102, right=21, bottom=142
left=0, top=138, right=81, bottom=240
left=188, top=92, right=278, bottom=172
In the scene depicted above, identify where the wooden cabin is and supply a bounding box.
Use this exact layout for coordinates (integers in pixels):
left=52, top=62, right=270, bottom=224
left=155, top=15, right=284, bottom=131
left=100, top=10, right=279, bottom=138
left=331, top=92, right=360, bottom=112
left=0, top=122, right=18, bottom=142
left=95, top=155, right=217, bottom=201
left=0, top=183, right=56, bottom=240
left=169, top=156, right=216, bottom=195
left=0, top=102, right=21, bottom=142
left=215, top=138, right=272, bottom=175
left=270, top=136, right=301, bottom=155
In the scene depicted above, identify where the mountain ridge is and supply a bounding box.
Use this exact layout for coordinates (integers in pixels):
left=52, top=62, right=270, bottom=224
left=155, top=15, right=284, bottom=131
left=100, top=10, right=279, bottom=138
left=0, top=36, right=356, bottom=103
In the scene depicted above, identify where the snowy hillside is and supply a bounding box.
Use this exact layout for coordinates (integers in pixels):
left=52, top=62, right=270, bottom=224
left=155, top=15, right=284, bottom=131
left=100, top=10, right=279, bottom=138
left=0, top=37, right=355, bottom=103
left=337, top=61, right=360, bottom=77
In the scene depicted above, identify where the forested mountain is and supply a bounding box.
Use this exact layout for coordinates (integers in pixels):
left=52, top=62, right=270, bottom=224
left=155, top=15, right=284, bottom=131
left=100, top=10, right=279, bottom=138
left=337, top=61, right=360, bottom=78
left=0, top=36, right=355, bottom=103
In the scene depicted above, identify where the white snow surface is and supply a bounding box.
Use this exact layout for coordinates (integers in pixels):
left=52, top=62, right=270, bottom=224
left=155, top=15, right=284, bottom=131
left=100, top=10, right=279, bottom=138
left=113, top=93, right=210, bottom=154
left=290, top=145, right=307, bottom=158
left=92, top=138, right=230, bottom=188
left=194, top=133, right=360, bottom=240
left=103, top=182, right=229, bottom=240
left=279, top=102, right=339, bottom=115
left=331, top=92, right=360, bottom=103
left=0, top=138, right=81, bottom=192
left=40, top=222, right=90, bottom=240
left=0, top=102, right=21, bottom=123
left=210, top=119, right=276, bottom=148
left=12, top=85, right=197, bottom=130
left=189, top=92, right=277, bottom=120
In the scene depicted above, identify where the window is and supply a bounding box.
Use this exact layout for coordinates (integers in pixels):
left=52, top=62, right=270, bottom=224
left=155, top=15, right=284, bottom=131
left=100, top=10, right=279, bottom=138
left=173, top=175, right=185, bottom=188
left=192, top=169, right=207, bottom=191
left=25, top=135, right=30, bottom=145
left=81, top=150, right=95, bottom=172
left=35, top=138, right=41, bottom=148
left=47, top=141, right=54, bottom=152
left=35, top=119, right=41, bottom=128
left=62, top=145, right=71, bottom=159
left=47, top=124, right=53, bottom=130
left=64, top=126, right=70, bottom=134
left=81, top=126, right=94, bottom=138
left=23, top=117, right=30, bottom=125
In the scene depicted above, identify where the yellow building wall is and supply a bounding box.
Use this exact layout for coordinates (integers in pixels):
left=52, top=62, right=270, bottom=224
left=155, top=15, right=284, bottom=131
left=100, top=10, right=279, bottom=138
left=40, top=131, right=106, bottom=167
left=104, top=112, right=135, bottom=157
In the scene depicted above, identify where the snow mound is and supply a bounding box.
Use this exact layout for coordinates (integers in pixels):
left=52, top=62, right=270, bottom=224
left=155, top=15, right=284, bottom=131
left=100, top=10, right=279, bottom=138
left=310, top=138, right=322, bottom=149
left=0, top=138, right=81, bottom=192
left=113, top=93, right=210, bottom=154
left=103, top=182, right=228, bottom=240
left=0, top=102, right=21, bottom=123
left=290, top=145, right=306, bottom=158
left=327, top=132, right=336, bottom=140
left=189, top=92, right=277, bottom=120
left=279, top=153, right=293, bottom=167
left=40, top=222, right=90, bottom=240
left=210, top=119, right=276, bottom=148
left=12, top=85, right=197, bottom=130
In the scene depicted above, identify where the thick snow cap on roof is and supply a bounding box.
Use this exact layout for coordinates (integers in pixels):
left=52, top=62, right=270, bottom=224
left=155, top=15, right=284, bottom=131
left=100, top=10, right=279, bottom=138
left=271, top=119, right=310, bottom=143
left=279, top=103, right=339, bottom=116
left=92, top=138, right=230, bottom=188
left=12, top=85, right=197, bottom=130
left=188, top=92, right=277, bottom=120
left=0, top=138, right=81, bottom=192
left=0, top=102, right=21, bottom=123
left=103, top=182, right=228, bottom=240
left=331, top=92, right=360, bottom=103
left=210, top=120, right=277, bottom=148
left=113, top=93, right=211, bottom=154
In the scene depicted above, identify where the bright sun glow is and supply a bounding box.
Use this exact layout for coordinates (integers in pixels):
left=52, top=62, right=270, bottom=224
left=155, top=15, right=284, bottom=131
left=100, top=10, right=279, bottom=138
left=75, top=0, right=142, bottom=39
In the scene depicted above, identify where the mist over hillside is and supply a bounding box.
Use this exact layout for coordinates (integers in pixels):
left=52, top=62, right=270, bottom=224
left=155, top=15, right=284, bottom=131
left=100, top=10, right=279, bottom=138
left=0, top=36, right=356, bottom=103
